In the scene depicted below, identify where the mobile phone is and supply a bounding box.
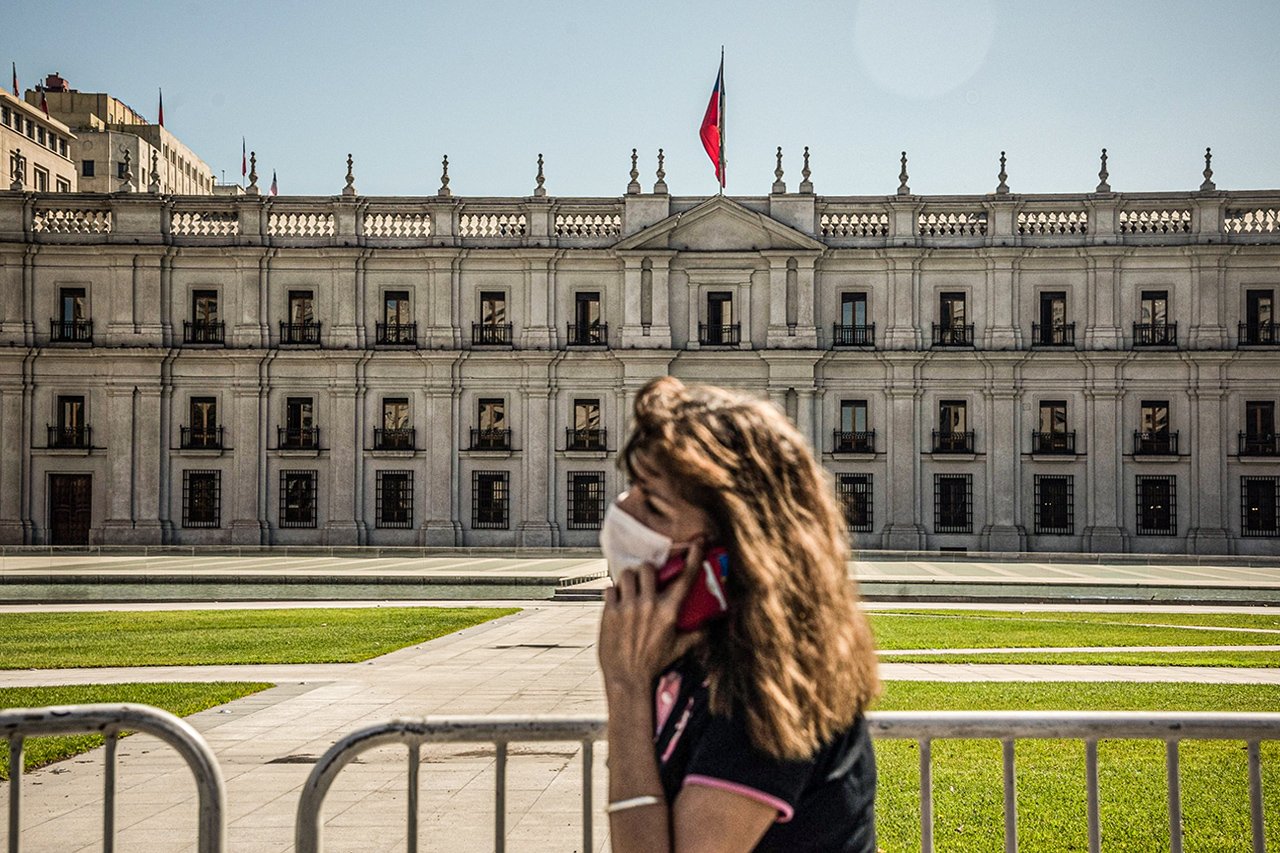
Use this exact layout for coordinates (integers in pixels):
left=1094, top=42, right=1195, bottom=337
left=657, top=546, right=730, bottom=632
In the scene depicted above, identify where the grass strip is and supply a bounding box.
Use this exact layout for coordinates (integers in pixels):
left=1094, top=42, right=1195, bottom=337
left=872, top=682, right=1280, bottom=852
left=883, top=650, right=1279, bottom=668
left=0, top=682, right=271, bottom=779
left=0, top=606, right=518, bottom=669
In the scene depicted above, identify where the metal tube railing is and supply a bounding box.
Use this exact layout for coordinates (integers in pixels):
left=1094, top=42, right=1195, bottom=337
left=0, top=704, right=225, bottom=853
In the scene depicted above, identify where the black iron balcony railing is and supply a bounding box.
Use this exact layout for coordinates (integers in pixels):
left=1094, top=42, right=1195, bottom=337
left=832, top=323, right=875, bottom=347
left=280, top=321, right=322, bottom=345
left=278, top=426, right=320, bottom=449
left=374, top=427, right=415, bottom=450
left=472, top=322, right=513, bottom=346
left=470, top=428, right=512, bottom=451
left=1239, top=432, right=1280, bottom=456
left=1238, top=322, right=1279, bottom=346
left=566, top=323, right=608, bottom=346
left=1031, top=322, right=1075, bottom=347
left=50, top=319, right=92, bottom=343
left=1134, top=430, right=1178, bottom=455
left=1133, top=322, right=1177, bottom=347
left=375, top=322, right=417, bottom=346
left=698, top=323, right=742, bottom=346
left=566, top=427, right=607, bottom=451
left=833, top=430, right=876, bottom=453
left=932, top=430, right=975, bottom=453
left=47, top=424, right=90, bottom=449
left=180, top=426, right=224, bottom=449
left=183, top=320, right=225, bottom=344
left=932, top=323, right=974, bottom=347
left=1032, top=430, right=1076, bottom=454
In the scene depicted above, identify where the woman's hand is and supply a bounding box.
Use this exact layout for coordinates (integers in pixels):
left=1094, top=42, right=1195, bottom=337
left=598, top=539, right=706, bottom=698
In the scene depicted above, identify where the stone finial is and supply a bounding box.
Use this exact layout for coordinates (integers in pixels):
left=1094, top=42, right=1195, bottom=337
left=118, top=147, right=135, bottom=193
left=1096, top=148, right=1111, bottom=193
left=897, top=151, right=910, bottom=195
left=438, top=154, right=451, bottom=197
left=996, top=151, right=1009, bottom=195
left=1200, top=146, right=1216, bottom=192
left=341, top=153, right=356, bottom=197
left=771, top=146, right=786, bottom=194
left=627, top=148, right=641, bottom=194
left=534, top=153, right=546, bottom=197
left=148, top=148, right=161, bottom=193
left=653, top=148, right=668, bottom=194
left=9, top=149, right=24, bottom=191
left=799, top=146, right=813, bottom=194
left=246, top=151, right=259, bottom=195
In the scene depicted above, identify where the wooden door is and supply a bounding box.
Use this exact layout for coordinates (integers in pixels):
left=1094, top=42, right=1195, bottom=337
left=49, top=474, right=91, bottom=545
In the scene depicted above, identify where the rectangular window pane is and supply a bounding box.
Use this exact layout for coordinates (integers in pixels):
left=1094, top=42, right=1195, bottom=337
left=1136, top=476, right=1176, bottom=536
left=190, top=397, right=217, bottom=432
left=934, top=474, right=972, bottom=533
left=1039, top=401, right=1067, bottom=434
left=60, top=288, right=86, bottom=323
left=479, top=398, right=505, bottom=431
left=574, top=399, right=601, bottom=431
left=383, top=398, right=410, bottom=430
left=707, top=292, right=733, bottom=326
left=384, top=291, right=410, bottom=324
left=940, top=292, right=966, bottom=326
left=841, top=292, right=867, bottom=327
left=939, top=400, right=967, bottom=433
left=376, top=470, right=413, bottom=529
left=837, top=474, right=874, bottom=532
left=288, top=291, right=314, bottom=324
left=58, top=395, right=85, bottom=430
left=481, top=292, right=506, bottom=325
left=472, top=471, right=510, bottom=529
left=1242, top=477, right=1280, bottom=537
left=280, top=470, right=317, bottom=528
left=1141, top=291, right=1168, bottom=325
left=1034, top=475, right=1073, bottom=535
left=567, top=472, right=606, bottom=530
left=182, top=470, right=221, bottom=528
left=1141, top=401, right=1170, bottom=434
left=193, top=290, right=218, bottom=323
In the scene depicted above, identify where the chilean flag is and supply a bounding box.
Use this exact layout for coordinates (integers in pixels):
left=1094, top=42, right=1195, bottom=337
left=699, top=51, right=725, bottom=188
left=157, top=88, right=164, bottom=127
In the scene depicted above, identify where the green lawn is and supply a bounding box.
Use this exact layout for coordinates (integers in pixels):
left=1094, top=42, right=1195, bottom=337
left=872, top=682, right=1280, bottom=852
left=0, top=682, right=271, bottom=779
left=0, top=606, right=519, bottom=669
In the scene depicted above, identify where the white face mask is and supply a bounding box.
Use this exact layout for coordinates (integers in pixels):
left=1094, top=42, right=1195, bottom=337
left=598, top=492, right=673, bottom=580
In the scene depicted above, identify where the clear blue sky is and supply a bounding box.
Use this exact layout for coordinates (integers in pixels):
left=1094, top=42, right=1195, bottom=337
left=11, top=0, right=1280, bottom=197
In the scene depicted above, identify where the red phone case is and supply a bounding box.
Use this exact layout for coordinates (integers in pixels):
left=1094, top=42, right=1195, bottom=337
left=657, top=546, right=730, bottom=632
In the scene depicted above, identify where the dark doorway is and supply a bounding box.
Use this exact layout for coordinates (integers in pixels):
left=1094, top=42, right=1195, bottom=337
left=49, top=474, right=91, bottom=545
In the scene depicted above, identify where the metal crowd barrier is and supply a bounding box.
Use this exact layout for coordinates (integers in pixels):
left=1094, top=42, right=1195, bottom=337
left=0, top=703, right=226, bottom=853
left=294, top=710, right=1280, bottom=853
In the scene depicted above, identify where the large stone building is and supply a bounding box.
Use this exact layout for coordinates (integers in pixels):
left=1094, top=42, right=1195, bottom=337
left=0, top=151, right=1277, bottom=554
left=2, top=88, right=78, bottom=193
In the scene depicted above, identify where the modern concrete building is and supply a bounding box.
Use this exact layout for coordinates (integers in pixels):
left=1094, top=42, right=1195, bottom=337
left=0, top=150, right=1277, bottom=554
left=27, top=73, right=216, bottom=195
left=2, top=88, right=77, bottom=193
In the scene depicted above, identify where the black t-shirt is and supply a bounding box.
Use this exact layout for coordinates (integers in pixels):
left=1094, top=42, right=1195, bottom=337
left=653, top=656, right=877, bottom=852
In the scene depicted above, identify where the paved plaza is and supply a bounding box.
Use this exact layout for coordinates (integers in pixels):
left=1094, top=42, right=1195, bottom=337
left=1, top=556, right=1279, bottom=851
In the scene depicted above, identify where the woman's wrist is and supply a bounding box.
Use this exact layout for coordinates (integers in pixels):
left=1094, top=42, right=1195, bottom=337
left=605, top=676, right=651, bottom=706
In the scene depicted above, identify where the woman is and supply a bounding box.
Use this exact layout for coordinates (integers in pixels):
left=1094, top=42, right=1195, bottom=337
left=597, top=376, right=880, bottom=853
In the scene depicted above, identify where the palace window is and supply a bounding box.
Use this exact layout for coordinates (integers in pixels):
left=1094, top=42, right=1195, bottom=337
left=1241, top=477, right=1280, bottom=537
left=1034, top=400, right=1074, bottom=453
left=182, top=470, right=221, bottom=528
left=1034, top=475, right=1074, bottom=535
left=473, top=398, right=510, bottom=450
left=282, top=290, right=320, bottom=344
left=568, top=399, right=604, bottom=450
left=567, top=472, right=606, bottom=530
left=377, top=398, right=413, bottom=450
left=569, top=292, right=605, bottom=345
left=1242, top=289, right=1277, bottom=345
left=185, top=290, right=223, bottom=343
left=474, top=291, right=512, bottom=345
left=1135, top=400, right=1176, bottom=455
left=472, top=471, right=510, bottom=529
left=834, top=292, right=873, bottom=346
left=1136, top=476, right=1176, bottom=536
left=51, top=395, right=89, bottom=448
left=933, top=292, right=972, bottom=346
left=934, top=474, right=972, bottom=534
left=281, top=397, right=318, bottom=449
left=1135, top=290, right=1176, bottom=346
left=1241, top=402, right=1277, bottom=456
left=82, top=159, right=95, bottom=177
left=834, top=400, right=873, bottom=453
left=700, top=291, right=739, bottom=345
left=183, top=397, right=221, bottom=449
left=376, top=470, right=413, bottom=529
left=837, top=473, right=874, bottom=532
left=378, top=291, right=416, bottom=345
left=934, top=400, right=973, bottom=453
left=280, top=470, right=317, bottom=528
left=1034, top=291, right=1073, bottom=346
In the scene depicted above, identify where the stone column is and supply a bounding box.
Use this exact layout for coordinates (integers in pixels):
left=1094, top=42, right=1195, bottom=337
left=324, top=382, right=360, bottom=545
left=982, top=254, right=1021, bottom=350
left=422, top=383, right=460, bottom=546
left=649, top=257, right=672, bottom=345
left=881, top=373, right=924, bottom=549
left=794, top=257, right=818, bottom=348
left=765, top=255, right=790, bottom=347
left=981, top=374, right=1026, bottom=550
left=1083, top=370, right=1126, bottom=551
left=1083, top=252, right=1124, bottom=350
left=1187, top=373, right=1230, bottom=553
left=97, top=385, right=139, bottom=543
left=883, top=253, right=922, bottom=350
left=520, top=255, right=556, bottom=349
left=1188, top=250, right=1227, bottom=350
left=0, top=377, right=27, bottom=542
left=229, top=375, right=267, bottom=545
left=518, top=361, right=556, bottom=546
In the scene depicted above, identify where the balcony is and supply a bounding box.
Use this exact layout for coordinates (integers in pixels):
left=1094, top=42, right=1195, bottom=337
left=1239, top=432, right=1280, bottom=457
left=278, top=426, right=320, bottom=449
left=183, top=320, right=225, bottom=345
left=831, top=323, right=875, bottom=347
left=932, top=430, right=975, bottom=454
left=566, top=323, right=608, bottom=346
left=1133, top=322, right=1177, bottom=347
left=470, top=428, right=512, bottom=451
left=565, top=427, right=607, bottom=451
left=832, top=430, right=876, bottom=454
left=375, top=322, right=417, bottom=346
left=49, top=319, right=92, bottom=343
left=47, top=425, right=91, bottom=449
left=279, top=321, right=322, bottom=345
left=472, top=322, right=513, bottom=346
left=1031, top=322, right=1075, bottom=347
left=1238, top=322, right=1279, bottom=346
left=698, top=323, right=741, bottom=346
left=931, top=323, right=974, bottom=347
left=1032, top=430, right=1076, bottom=454
left=374, top=428, right=415, bottom=451
left=1133, top=430, right=1178, bottom=455
left=180, top=426, right=224, bottom=449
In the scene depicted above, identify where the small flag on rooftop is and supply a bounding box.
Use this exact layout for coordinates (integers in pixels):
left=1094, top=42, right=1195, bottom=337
left=241, top=137, right=247, bottom=183
left=270, top=170, right=278, bottom=197
left=699, top=49, right=726, bottom=189
left=157, top=88, right=164, bottom=127
left=38, top=87, right=48, bottom=119
left=10, top=62, right=16, bottom=98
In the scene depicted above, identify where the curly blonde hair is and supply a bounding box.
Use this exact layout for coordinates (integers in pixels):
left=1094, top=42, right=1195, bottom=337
left=622, top=376, right=880, bottom=761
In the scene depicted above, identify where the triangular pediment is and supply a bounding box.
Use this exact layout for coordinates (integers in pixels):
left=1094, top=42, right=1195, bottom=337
left=615, top=196, right=825, bottom=253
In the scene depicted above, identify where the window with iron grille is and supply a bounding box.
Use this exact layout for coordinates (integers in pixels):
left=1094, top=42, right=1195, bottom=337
left=182, top=470, right=220, bottom=528
left=567, top=472, right=606, bottom=530
left=376, top=470, right=413, bottom=529
left=1136, top=475, right=1176, bottom=536
left=280, top=470, right=317, bottom=528
left=1034, top=475, right=1074, bottom=535
left=1241, top=477, right=1280, bottom=537
left=934, top=474, right=972, bottom=533
left=472, top=471, right=509, bottom=529
left=837, top=474, right=874, bottom=532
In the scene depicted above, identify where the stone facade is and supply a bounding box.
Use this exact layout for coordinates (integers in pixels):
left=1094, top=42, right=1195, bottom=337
left=1, top=90, right=77, bottom=193
left=0, top=164, right=1278, bottom=553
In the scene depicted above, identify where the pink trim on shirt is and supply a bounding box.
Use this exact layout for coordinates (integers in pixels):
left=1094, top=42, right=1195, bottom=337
left=682, top=774, right=795, bottom=823
left=654, top=671, right=683, bottom=735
